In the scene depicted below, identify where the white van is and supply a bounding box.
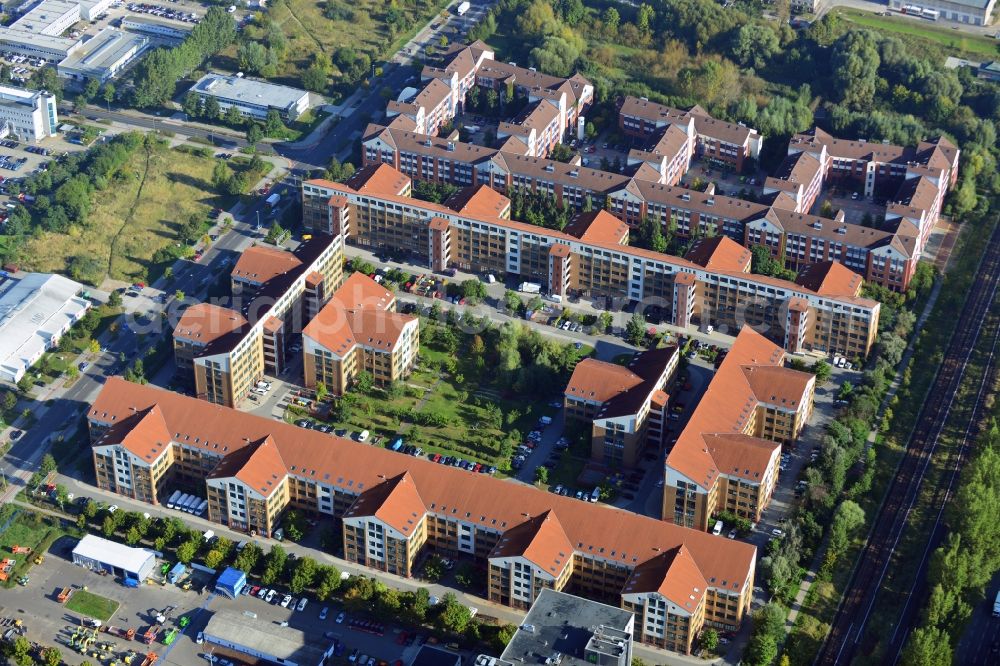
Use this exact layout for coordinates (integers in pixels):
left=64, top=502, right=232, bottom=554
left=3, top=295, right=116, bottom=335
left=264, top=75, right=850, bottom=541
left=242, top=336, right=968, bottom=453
left=712, top=521, right=723, bottom=536
left=589, top=487, right=600, bottom=503
left=486, top=273, right=496, bottom=284
left=357, top=430, right=370, bottom=442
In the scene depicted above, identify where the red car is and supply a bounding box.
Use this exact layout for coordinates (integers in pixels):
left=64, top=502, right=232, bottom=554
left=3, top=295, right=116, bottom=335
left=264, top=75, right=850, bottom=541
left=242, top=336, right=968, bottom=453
left=396, top=632, right=408, bottom=645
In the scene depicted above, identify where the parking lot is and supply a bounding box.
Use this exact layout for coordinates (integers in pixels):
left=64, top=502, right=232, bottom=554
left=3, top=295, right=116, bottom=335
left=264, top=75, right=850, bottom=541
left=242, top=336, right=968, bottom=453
left=2, top=534, right=453, bottom=666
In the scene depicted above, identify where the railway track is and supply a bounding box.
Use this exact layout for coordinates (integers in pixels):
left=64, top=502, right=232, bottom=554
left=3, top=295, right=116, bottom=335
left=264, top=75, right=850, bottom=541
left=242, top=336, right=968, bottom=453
left=816, top=222, right=1000, bottom=665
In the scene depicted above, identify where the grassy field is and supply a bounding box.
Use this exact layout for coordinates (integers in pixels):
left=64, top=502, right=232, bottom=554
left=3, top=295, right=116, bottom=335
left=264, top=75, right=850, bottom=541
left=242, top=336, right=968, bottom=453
left=20, top=145, right=232, bottom=286
left=228, top=0, right=450, bottom=94
left=65, top=590, right=120, bottom=622
left=833, top=9, right=1000, bottom=59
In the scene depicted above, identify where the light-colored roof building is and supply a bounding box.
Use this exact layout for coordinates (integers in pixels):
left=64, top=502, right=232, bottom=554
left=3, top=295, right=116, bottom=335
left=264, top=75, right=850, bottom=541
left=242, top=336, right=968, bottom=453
left=191, top=73, right=311, bottom=120
left=57, top=28, right=149, bottom=83
left=202, top=610, right=335, bottom=666
left=0, top=272, right=90, bottom=383
left=71, top=534, right=156, bottom=583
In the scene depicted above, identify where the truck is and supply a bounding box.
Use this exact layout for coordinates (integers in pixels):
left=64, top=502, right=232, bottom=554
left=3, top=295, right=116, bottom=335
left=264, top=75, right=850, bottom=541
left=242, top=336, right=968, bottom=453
left=167, top=563, right=186, bottom=585
left=518, top=282, right=542, bottom=294
left=993, top=590, right=1000, bottom=617
left=142, top=626, right=160, bottom=645
left=182, top=496, right=199, bottom=513
left=57, top=587, right=72, bottom=603
left=165, top=490, right=181, bottom=510
left=195, top=499, right=208, bottom=516
left=105, top=626, right=136, bottom=641
left=265, top=192, right=280, bottom=209
left=456, top=1, right=470, bottom=15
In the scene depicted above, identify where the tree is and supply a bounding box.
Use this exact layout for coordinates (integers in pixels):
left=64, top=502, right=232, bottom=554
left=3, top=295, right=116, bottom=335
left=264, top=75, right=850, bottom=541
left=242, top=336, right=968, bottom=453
left=831, top=30, right=881, bottom=111
left=326, top=157, right=356, bottom=182
left=534, top=466, right=549, bottom=484
left=101, top=82, right=115, bottom=111
left=301, top=64, right=328, bottom=92
left=701, top=627, right=720, bottom=652
left=176, top=539, right=198, bottom=564
left=625, top=311, right=646, bottom=346
left=731, top=24, right=780, bottom=70
left=204, top=549, right=224, bottom=569
left=43, top=647, right=62, bottom=666
left=437, top=593, right=472, bottom=633
left=264, top=109, right=284, bottom=137
left=315, top=565, right=342, bottom=600
left=234, top=542, right=262, bottom=573
left=261, top=544, right=287, bottom=585
left=40, top=453, right=57, bottom=475
left=828, top=500, right=866, bottom=558
left=246, top=122, right=264, bottom=147
left=901, top=625, right=953, bottom=666
left=204, top=95, right=221, bottom=119
left=636, top=216, right=666, bottom=253
left=461, top=279, right=488, bottom=303
left=353, top=370, right=374, bottom=394
left=602, top=6, right=620, bottom=35
left=290, top=556, right=318, bottom=593
left=811, top=360, right=832, bottom=383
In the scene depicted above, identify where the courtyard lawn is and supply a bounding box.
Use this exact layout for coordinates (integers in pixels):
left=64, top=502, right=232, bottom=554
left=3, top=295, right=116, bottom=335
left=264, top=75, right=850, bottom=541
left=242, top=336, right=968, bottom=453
left=65, top=590, right=120, bottom=622
left=832, top=9, right=1000, bottom=59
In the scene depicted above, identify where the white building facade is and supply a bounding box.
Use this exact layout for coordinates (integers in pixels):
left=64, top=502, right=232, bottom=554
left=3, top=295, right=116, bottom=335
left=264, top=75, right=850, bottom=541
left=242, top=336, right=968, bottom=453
left=0, top=85, right=58, bottom=143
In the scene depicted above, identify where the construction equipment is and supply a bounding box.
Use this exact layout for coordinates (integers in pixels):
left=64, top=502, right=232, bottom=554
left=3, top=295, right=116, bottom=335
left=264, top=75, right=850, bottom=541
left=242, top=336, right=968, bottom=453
left=140, top=652, right=158, bottom=666
left=10, top=545, right=32, bottom=555
left=105, top=626, right=136, bottom=641
left=162, top=628, right=178, bottom=645
left=57, top=587, right=72, bottom=603
left=178, top=616, right=190, bottom=629
left=32, top=554, right=42, bottom=565
left=141, top=625, right=160, bottom=645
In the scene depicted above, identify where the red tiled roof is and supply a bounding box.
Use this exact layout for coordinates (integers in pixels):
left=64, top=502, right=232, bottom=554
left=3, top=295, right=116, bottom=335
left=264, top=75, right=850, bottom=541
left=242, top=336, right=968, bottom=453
left=490, top=510, right=574, bottom=578
left=565, top=358, right=644, bottom=404
left=232, top=246, right=303, bottom=284
left=563, top=210, right=629, bottom=245
left=684, top=236, right=752, bottom=272
left=345, top=472, right=427, bottom=536
left=90, top=378, right=757, bottom=594
left=623, top=545, right=708, bottom=611
left=173, top=304, right=248, bottom=344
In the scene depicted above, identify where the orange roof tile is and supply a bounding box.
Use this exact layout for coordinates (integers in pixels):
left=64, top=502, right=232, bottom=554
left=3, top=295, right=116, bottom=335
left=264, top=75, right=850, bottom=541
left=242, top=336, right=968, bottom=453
left=565, top=358, right=643, bottom=404
left=666, top=327, right=808, bottom=488
left=208, top=435, right=287, bottom=499
left=232, top=246, right=303, bottom=284
left=173, top=304, right=248, bottom=344
left=490, top=510, right=574, bottom=578
left=347, top=163, right=412, bottom=196
left=684, top=236, right=752, bottom=272
left=304, top=273, right=415, bottom=355
left=794, top=261, right=864, bottom=297
left=445, top=184, right=511, bottom=218
left=623, top=545, right=708, bottom=611
left=345, top=472, right=427, bottom=536
left=564, top=210, right=629, bottom=245
left=90, top=378, right=757, bottom=595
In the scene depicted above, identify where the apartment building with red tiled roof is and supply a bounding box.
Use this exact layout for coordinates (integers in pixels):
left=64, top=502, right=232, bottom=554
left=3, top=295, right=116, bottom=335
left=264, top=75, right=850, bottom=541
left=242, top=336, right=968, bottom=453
left=618, top=96, right=762, bottom=172
left=88, top=377, right=757, bottom=654
left=398, top=42, right=592, bottom=157
left=565, top=347, right=679, bottom=468
left=664, top=327, right=815, bottom=531
left=170, top=234, right=345, bottom=407
left=302, top=272, right=419, bottom=395
left=302, top=164, right=881, bottom=358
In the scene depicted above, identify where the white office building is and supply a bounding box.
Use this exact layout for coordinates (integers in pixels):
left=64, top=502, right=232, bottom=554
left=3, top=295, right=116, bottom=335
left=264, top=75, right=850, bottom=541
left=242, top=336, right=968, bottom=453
left=0, top=84, right=58, bottom=143
left=0, top=272, right=91, bottom=384
left=120, top=14, right=192, bottom=40
left=191, top=73, right=311, bottom=121
left=0, top=0, right=117, bottom=60
left=58, top=28, right=149, bottom=83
